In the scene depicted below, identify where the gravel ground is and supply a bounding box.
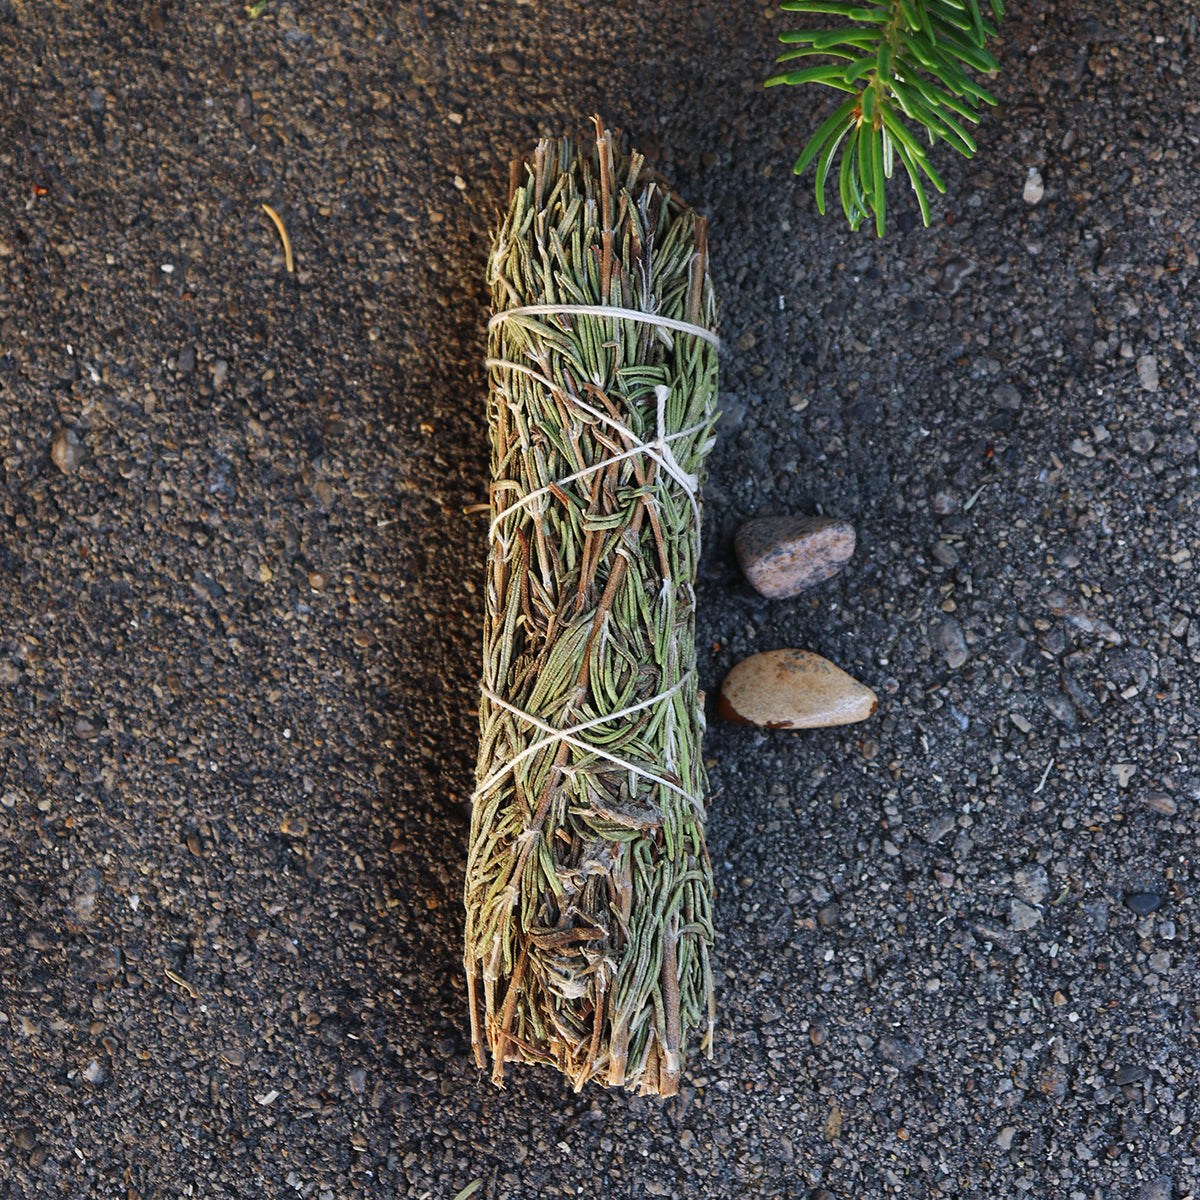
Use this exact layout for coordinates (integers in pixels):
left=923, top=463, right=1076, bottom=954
left=1, top=1, right=1198, bottom=1197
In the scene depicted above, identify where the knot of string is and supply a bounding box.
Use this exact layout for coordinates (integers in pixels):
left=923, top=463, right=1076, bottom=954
left=485, top=302, right=718, bottom=563
left=471, top=672, right=702, bottom=813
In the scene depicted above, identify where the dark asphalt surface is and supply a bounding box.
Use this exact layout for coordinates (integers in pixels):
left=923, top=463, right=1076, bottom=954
left=2, top=2, right=1198, bottom=1197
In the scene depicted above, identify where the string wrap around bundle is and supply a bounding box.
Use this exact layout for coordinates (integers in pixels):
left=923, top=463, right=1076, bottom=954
left=464, top=124, right=720, bottom=1096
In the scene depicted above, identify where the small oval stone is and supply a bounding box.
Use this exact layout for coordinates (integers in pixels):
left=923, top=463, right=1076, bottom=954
left=734, top=516, right=855, bottom=599
left=935, top=618, right=969, bottom=669
left=51, top=428, right=84, bottom=474
left=718, top=649, right=877, bottom=730
left=1142, top=792, right=1177, bottom=815
left=1114, top=1064, right=1147, bottom=1086
left=1125, top=892, right=1162, bottom=916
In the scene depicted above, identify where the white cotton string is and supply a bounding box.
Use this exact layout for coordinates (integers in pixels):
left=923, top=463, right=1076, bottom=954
left=484, top=361, right=710, bottom=540
left=485, top=354, right=710, bottom=559
left=488, top=303, right=720, bottom=349
left=471, top=673, right=700, bottom=810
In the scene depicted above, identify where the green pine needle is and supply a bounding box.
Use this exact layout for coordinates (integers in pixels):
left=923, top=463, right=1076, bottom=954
left=767, top=0, right=1003, bottom=235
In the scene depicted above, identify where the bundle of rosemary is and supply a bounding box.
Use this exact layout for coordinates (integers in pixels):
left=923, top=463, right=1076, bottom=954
left=465, top=123, right=719, bottom=1096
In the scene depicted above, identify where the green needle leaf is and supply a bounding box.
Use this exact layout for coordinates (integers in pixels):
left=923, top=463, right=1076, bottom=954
left=814, top=118, right=855, bottom=213
left=879, top=103, right=928, bottom=160
left=876, top=40, right=892, bottom=80
left=894, top=140, right=932, bottom=225
left=766, top=64, right=862, bottom=90
left=856, top=121, right=876, bottom=216
left=776, top=46, right=857, bottom=63
left=793, top=96, right=861, bottom=176
left=781, top=0, right=890, bottom=20
left=964, top=0, right=985, bottom=44
left=871, top=125, right=886, bottom=235
left=838, top=132, right=856, bottom=225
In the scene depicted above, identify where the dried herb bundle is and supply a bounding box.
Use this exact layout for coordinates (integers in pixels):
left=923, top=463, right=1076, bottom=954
left=465, top=123, right=719, bottom=1096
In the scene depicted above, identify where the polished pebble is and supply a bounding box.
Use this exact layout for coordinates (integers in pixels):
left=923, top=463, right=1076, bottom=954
left=718, top=649, right=877, bottom=729
left=734, top=516, right=855, bottom=599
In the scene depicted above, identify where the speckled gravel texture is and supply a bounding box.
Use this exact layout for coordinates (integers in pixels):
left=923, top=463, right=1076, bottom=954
left=1, top=2, right=1198, bottom=1197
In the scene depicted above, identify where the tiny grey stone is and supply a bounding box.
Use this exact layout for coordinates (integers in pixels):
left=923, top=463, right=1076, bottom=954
left=931, top=540, right=959, bottom=567
left=1129, top=428, right=1157, bottom=455
left=876, top=1036, right=924, bottom=1069
left=816, top=903, right=839, bottom=927
left=716, top=393, right=747, bottom=433
left=936, top=256, right=975, bottom=295
left=15, top=1126, right=37, bottom=1151
left=934, top=619, right=968, bottom=669
left=193, top=572, right=225, bottom=602
left=1009, top=899, right=1041, bottom=931
left=996, top=1126, right=1016, bottom=1151
left=1136, top=354, right=1159, bottom=392
left=51, top=428, right=85, bottom=473
left=1139, top=1177, right=1173, bottom=1200
left=499, top=52, right=521, bottom=72
left=1062, top=670, right=1100, bottom=721
left=1112, top=762, right=1137, bottom=789
left=1036, top=628, right=1065, bottom=657
left=348, top=1067, right=367, bottom=1095
left=82, top=1059, right=107, bottom=1084
left=994, top=383, right=1022, bottom=411
left=1125, top=892, right=1162, bottom=916
left=72, top=867, right=103, bottom=923
left=87, top=88, right=105, bottom=112
left=177, top=344, right=195, bottom=374
left=1013, top=865, right=1049, bottom=907
left=1115, top=1064, right=1148, bottom=1086
left=212, top=358, right=229, bottom=389
left=932, top=491, right=957, bottom=515
left=1143, top=792, right=1177, bottom=815
left=926, top=813, right=957, bottom=843
left=1043, top=691, right=1076, bottom=730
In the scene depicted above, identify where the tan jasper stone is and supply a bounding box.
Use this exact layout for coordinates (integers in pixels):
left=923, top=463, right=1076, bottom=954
left=718, top=649, right=878, bottom=730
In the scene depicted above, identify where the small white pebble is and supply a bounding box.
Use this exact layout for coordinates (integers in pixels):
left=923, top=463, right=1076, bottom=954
left=161, top=263, right=174, bottom=274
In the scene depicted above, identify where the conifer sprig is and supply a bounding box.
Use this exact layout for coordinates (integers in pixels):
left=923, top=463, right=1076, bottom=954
left=766, top=0, right=1004, bottom=235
